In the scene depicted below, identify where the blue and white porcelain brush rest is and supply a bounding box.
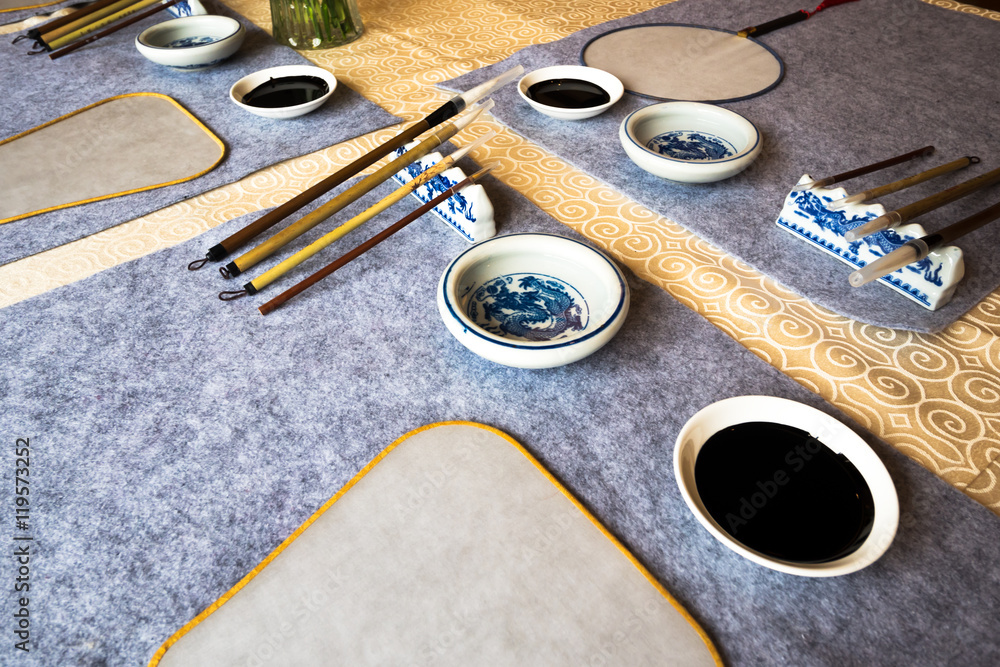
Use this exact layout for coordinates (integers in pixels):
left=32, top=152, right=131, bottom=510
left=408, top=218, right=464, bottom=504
left=775, top=175, right=964, bottom=311
left=391, top=143, right=495, bottom=243
left=167, top=0, right=207, bottom=17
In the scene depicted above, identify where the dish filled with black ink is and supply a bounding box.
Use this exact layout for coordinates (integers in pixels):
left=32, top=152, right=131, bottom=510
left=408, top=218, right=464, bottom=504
left=230, top=65, right=338, bottom=120
left=694, top=421, right=875, bottom=564
left=242, top=75, right=330, bottom=109
left=517, top=65, right=624, bottom=120
left=525, top=78, right=611, bottom=109
left=673, top=395, right=898, bottom=577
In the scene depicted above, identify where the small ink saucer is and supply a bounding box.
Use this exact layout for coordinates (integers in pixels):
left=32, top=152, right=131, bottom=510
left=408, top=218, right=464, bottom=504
left=229, top=65, right=338, bottom=120
left=518, top=65, right=624, bottom=121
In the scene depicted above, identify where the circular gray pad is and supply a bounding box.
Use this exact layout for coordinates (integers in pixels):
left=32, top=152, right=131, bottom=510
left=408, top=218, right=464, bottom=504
left=581, top=24, right=784, bottom=103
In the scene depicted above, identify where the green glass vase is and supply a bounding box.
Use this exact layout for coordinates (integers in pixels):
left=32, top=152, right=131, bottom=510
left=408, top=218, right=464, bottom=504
left=270, top=0, right=364, bottom=50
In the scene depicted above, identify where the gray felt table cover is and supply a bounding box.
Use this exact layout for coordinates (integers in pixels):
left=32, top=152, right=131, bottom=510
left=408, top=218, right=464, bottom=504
left=441, top=0, right=1000, bottom=333
left=156, top=423, right=719, bottom=666
left=0, top=0, right=400, bottom=265
left=1, top=173, right=998, bottom=665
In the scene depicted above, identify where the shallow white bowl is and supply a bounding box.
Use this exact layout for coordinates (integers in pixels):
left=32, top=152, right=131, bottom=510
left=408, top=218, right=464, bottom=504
left=229, top=65, right=338, bottom=120
left=518, top=65, right=624, bottom=121
left=673, top=396, right=899, bottom=577
left=135, top=15, right=244, bottom=71
left=438, top=233, right=629, bottom=369
left=620, top=101, right=761, bottom=183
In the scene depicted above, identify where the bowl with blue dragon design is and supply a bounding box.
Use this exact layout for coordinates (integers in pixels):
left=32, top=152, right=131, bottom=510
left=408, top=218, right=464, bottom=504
left=136, top=15, right=244, bottom=71
left=619, top=102, right=761, bottom=183
left=438, top=233, right=629, bottom=369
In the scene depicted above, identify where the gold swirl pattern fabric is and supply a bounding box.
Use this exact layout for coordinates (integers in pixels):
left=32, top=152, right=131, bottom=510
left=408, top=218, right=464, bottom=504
left=2, top=0, right=998, bottom=514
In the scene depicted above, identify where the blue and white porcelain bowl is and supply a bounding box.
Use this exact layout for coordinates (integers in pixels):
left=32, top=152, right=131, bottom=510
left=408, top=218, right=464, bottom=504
left=620, top=102, right=762, bottom=183
left=136, top=15, right=244, bottom=71
left=438, top=233, right=630, bottom=369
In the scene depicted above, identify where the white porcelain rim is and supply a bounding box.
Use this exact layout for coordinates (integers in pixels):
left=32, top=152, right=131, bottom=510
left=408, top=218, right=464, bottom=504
left=673, top=395, right=900, bottom=577
left=517, top=65, right=625, bottom=116
left=229, top=65, right=338, bottom=113
left=440, top=233, right=628, bottom=350
left=621, top=101, right=761, bottom=165
left=137, top=15, right=242, bottom=50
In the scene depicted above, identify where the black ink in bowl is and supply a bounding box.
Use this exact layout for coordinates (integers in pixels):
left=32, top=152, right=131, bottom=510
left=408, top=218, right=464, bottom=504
left=526, top=78, right=611, bottom=109
left=694, top=421, right=875, bottom=564
left=242, top=75, right=330, bottom=109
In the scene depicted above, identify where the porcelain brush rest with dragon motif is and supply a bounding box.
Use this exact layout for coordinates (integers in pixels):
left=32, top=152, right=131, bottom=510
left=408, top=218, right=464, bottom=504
left=775, top=175, right=964, bottom=310
left=390, top=144, right=495, bottom=243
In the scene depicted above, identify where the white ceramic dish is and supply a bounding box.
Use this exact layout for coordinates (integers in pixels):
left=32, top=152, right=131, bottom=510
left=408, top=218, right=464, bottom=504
left=673, top=396, right=899, bottom=577
left=438, top=233, right=629, bottom=369
left=229, top=65, right=338, bottom=120
left=619, top=101, right=761, bottom=183
left=518, top=65, right=624, bottom=121
left=135, top=15, right=244, bottom=71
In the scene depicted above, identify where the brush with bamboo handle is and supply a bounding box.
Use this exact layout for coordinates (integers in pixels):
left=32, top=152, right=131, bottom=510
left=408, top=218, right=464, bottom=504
left=258, top=163, right=497, bottom=315
left=844, top=165, right=1000, bottom=241
left=220, top=101, right=493, bottom=279
left=219, top=131, right=495, bottom=300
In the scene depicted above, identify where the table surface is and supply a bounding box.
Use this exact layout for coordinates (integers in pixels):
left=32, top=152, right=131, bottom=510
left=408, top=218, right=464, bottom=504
left=2, top=0, right=998, bottom=515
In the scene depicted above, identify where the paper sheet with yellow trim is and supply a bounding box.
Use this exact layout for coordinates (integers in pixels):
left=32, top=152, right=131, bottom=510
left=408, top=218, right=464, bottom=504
left=0, top=0, right=61, bottom=13
left=0, top=93, right=224, bottom=225
left=151, top=422, right=720, bottom=666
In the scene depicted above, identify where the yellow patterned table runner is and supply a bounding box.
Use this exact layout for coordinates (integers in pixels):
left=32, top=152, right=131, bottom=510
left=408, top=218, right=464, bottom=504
left=2, top=0, right=998, bottom=514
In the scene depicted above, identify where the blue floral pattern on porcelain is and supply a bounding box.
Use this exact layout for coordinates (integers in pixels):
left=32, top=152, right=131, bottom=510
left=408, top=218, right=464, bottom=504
left=166, top=36, right=219, bottom=48
left=646, top=131, right=737, bottom=161
left=775, top=175, right=964, bottom=310
left=391, top=145, right=495, bottom=242
left=167, top=0, right=206, bottom=17
left=467, top=273, right=588, bottom=341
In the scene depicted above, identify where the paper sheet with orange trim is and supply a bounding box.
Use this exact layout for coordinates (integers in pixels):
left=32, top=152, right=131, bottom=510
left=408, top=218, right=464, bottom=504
left=0, top=93, right=223, bottom=225
left=151, top=422, right=721, bottom=666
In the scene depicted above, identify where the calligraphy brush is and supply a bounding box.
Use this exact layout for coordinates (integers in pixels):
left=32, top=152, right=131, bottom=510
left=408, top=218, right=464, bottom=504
left=39, top=0, right=144, bottom=48
left=220, top=100, right=492, bottom=279
left=792, top=146, right=934, bottom=192
left=20, top=0, right=124, bottom=46
left=188, top=64, right=522, bottom=270
left=828, top=156, right=979, bottom=210
left=48, top=0, right=179, bottom=59
left=844, top=165, right=1000, bottom=241
left=849, top=199, right=1000, bottom=287
left=258, top=163, right=496, bottom=315
left=738, top=0, right=860, bottom=38
left=220, top=131, right=494, bottom=301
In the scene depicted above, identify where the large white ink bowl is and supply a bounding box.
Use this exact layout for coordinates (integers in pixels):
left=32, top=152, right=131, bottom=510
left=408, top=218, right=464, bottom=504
left=674, top=396, right=899, bottom=577
left=437, top=233, right=629, bottom=369
left=620, top=101, right=761, bottom=183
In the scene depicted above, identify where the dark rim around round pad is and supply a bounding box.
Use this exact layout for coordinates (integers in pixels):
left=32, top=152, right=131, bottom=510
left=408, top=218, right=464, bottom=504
left=580, top=23, right=785, bottom=104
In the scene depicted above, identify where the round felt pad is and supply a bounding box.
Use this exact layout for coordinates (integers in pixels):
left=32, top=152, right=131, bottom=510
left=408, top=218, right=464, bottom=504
left=581, top=24, right=784, bottom=103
